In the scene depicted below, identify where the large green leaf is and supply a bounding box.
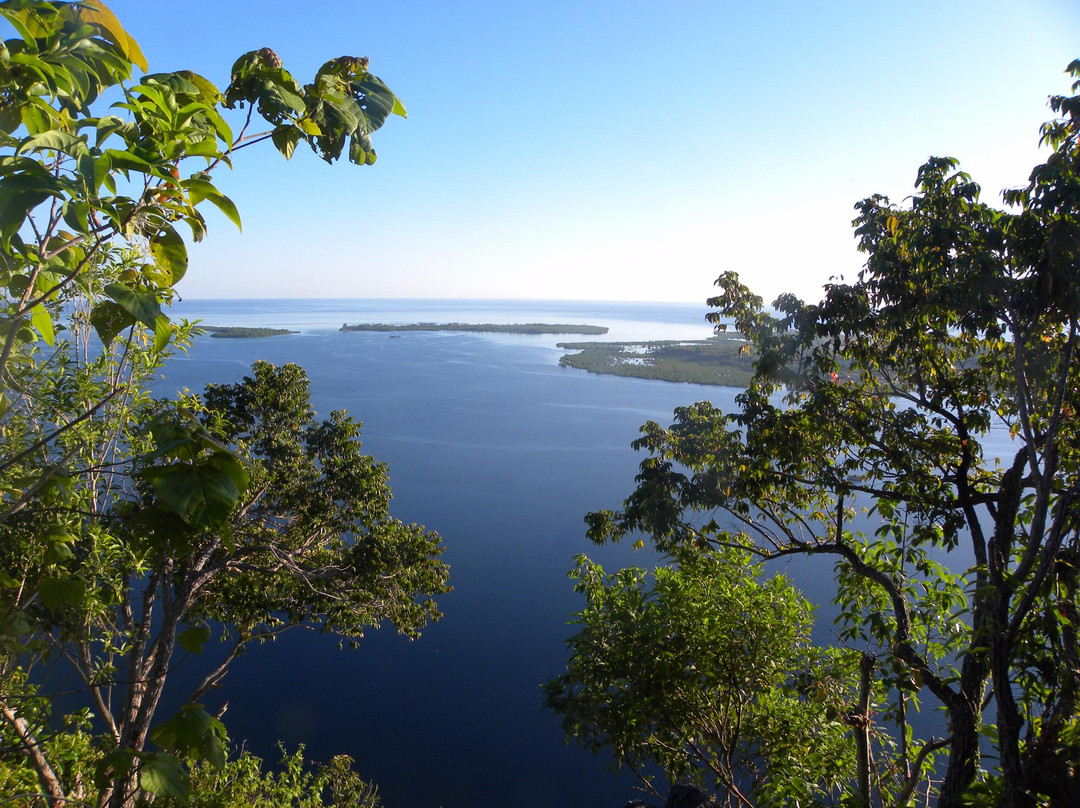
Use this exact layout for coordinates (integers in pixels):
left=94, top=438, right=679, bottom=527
left=89, top=300, right=135, bottom=347
left=271, top=125, right=303, bottom=160
left=105, top=282, right=161, bottom=328
left=177, top=624, right=211, bottom=654
left=16, top=130, right=90, bottom=159
left=0, top=173, right=58, bottom=247
left=149, top=225, right=188, bottom=285
left=139, top=752, right=189, bottom=801
left=182, top=177, right=241, bottom=230
left=38, top=576, right=86, bottom=612
left=30, top=304, right=54, bottom=345
left=141, top=452, right=248, bottom=529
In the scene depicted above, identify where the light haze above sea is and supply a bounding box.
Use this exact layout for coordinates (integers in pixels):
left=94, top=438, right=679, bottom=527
left=171, top=298, right=718, bottom=343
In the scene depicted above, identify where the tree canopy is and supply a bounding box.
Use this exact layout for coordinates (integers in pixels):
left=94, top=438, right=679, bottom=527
left=0, top=3, right=447, bottom=807
left=549, top=61, right=1080, bottom=808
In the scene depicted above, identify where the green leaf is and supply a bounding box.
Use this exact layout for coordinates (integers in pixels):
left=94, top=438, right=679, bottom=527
left=78, top=151, right=114, bottom=191
left=139, top=752, right=189, bottom=801
left=38, top=576, right=85, bottom=612
left=62, top=199, right=92, bottom=232
left=104, top=148, right=152, bottom=174
left=271, top=125, right=303, bottom=160
left=30, top=304, right=54, bottom=346
left=141, top=452, right=247, bottom=528
left=177, top=624, right=211, bottom=654
left=182, top=177, right=241, bottom=230
left=153, top=314, right=173, bottom=353
left=89, top=300, right=135, bottom=347
left=149, top=225, right=188, bottom=286
left=105, top=282, right=161, bottom=328
left=16, top=130, right=89, bottom=158
left=0, top=173, right=57, bottom=247
left=95, top=749, right=135, bottom=790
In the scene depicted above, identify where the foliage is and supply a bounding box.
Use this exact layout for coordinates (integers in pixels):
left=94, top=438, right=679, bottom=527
left=558, top=62, right=1080, bottom=808
left=544, top=548, right=855, bottom=807
left=167, top=746, right=382, bottom=808
left=0, top=4, right=439, bottom=808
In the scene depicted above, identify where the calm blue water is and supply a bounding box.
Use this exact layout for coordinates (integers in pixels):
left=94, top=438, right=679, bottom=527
left=158, top=299, right=1016, bottom=807
left=161, top=299, right=725, bottom=808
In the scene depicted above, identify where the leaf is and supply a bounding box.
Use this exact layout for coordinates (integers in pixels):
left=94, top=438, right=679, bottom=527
left=0, top=173, right=58, bottom=247
left=182, top=177, right=241, bottom=230
left=16, top=130, right=89, bottom=158
left=271, top=125, right=303, bottom=160
left=89, top=300, right=135, bottom=347
left=79, top=0, right=149, bottom=72
left=141, top=452, right=247, bottom=528
left=30, top=304, right=54, bottom=346
left=139, top=753, right=189, bottom=801
left=78, top=151, right=114, bottom=192
left=153, top=314, right=173, bottom=353
left=95, top=749, right=135, bottom=789
left=104, top=283, right=161, bottom=329
left=38, top=576, right=85, bottom=612
left=177, top=624, right=211, bottom=654
left=104, top=148, right=152, bottom=174
left=149, top=225, right=188, bottom=285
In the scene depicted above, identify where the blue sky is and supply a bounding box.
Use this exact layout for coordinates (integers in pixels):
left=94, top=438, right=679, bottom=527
left=106, top=1, right=1078, bottom=304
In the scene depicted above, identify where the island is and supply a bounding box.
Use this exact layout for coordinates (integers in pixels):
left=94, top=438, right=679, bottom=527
left=203, top=326, right=299, bottom=338
left=340, top=322, right=609, bottom=335
left=557, top=334, right=756, bottom=387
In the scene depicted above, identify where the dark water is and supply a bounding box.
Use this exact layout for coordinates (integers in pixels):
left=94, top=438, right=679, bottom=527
left=161, top=299, right=727, bottom=808
left=158, top=299, right=1015, bottom=807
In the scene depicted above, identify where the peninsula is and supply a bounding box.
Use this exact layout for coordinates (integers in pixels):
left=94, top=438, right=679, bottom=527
left=340, top=322, right=609, bottom=335
left=557, top=334, right=756, bottom=387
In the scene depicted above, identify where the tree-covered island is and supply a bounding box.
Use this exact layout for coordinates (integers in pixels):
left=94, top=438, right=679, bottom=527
left=340, top=322, right=608, bottom=335
left=203, top=326, right=299, bottom=338
left=557, top=334, right=755, bottom=387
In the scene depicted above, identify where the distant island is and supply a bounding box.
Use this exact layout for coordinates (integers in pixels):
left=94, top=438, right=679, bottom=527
left=203, top=326, right=299, bottom=338
left=557, top=334, right=755, bottom=387
left=340, top=322, right=609, bottom=335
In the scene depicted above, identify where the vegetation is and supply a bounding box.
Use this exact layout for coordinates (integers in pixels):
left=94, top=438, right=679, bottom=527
left=163, top=746, right=382, bottom=808
left=544, top=549, right=855, bottom=805
left=548, top=63, right=1080, bottom=807
left=340, top=321, right=609, bottom=335
left=0, top=3, right=445, bottom=807
left=203, top=326, right=297, bottom=338
left=558, top=335, right=754, bottom=386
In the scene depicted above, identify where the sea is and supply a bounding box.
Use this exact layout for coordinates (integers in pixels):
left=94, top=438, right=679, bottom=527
left=161, top=298, right=723, bottom=808
left=157, top=298, right=1011, bottom=808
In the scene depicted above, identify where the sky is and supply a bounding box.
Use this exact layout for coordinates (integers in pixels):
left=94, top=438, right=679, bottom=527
left=101, top=1, right=1078, bottom=304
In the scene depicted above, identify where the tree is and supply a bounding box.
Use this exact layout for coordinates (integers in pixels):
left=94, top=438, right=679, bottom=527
left=0, top=3, right=448, bottom=807
left=544, top=548, right=855, bottom=807
left=555, top=62, right=1080, bottom=807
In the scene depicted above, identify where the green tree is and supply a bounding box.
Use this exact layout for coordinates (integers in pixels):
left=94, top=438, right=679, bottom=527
left=558, top=63, right=1080, bottom=807
left=0, top=3, right=447, bottom=807
left=544, top=549, right=855, bottom=807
